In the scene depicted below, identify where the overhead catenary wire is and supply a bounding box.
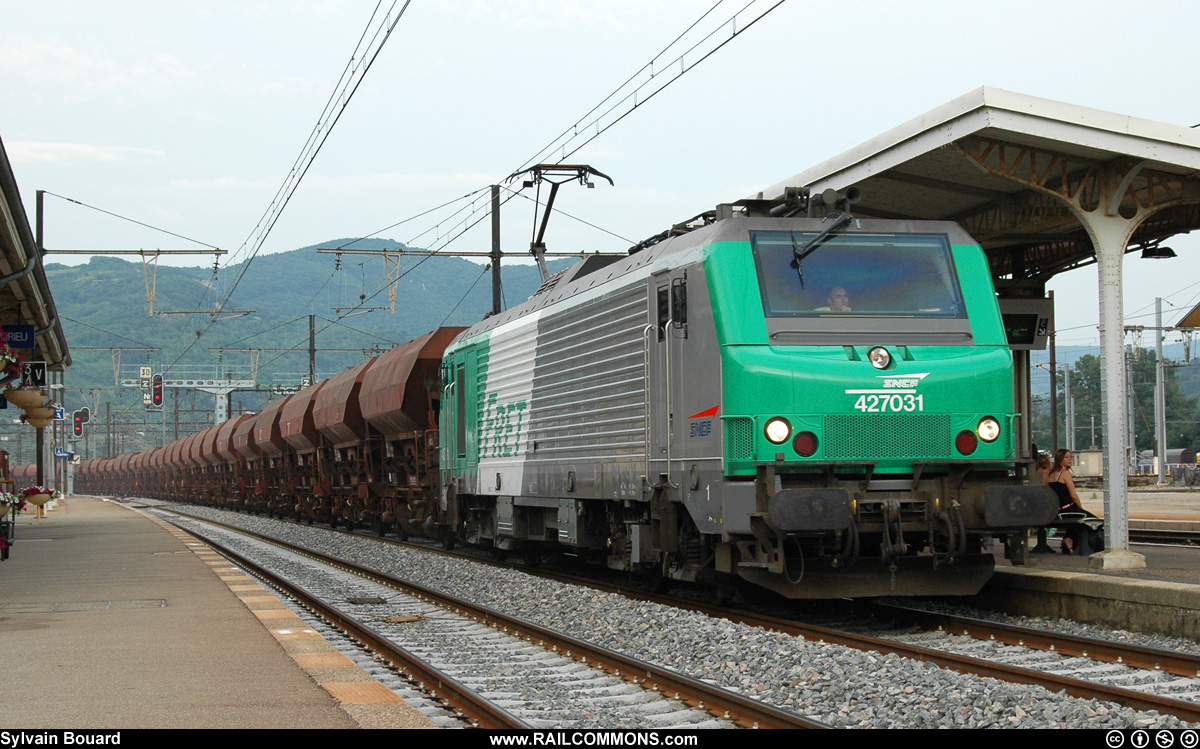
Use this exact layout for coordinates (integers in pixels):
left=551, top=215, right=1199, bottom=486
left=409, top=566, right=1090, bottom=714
left=438, top=264, right=490, bottom=328
left=319, top=0, right=786, bottom=293
left=315, top=316, right=398, bottom=346
left=42, top=191, right=221, bottom=250
left=1056, top=275, right=1200, bottom=337
left=164, top=1, right=412, bottom=372
left=500, top=184, right=634, bottom=244
left=514, top=0, right=729, bottom=174
left=333, top=187, right=492, bottom=251
left=142, top=1, right=786, bottom=384
left=218, top=0, right=412, bottom=296
left=61, top=315, right=158, bottom=349
left=516, top=0, right=786, bottom=170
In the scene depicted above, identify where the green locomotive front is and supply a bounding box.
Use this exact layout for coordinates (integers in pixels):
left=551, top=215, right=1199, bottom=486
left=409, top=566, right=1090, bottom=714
left=439, top=214, right=1056, bottom=599
left=706, top=219, right=1056, bottom=597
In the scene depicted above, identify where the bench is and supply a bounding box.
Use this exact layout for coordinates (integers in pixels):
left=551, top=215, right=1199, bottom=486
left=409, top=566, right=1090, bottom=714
left=1031, top=511, right=1104, bottom=555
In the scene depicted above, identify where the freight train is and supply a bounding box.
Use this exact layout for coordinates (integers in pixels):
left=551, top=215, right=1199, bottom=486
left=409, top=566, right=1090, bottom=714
left=70, top=197, right=1058, bottom=599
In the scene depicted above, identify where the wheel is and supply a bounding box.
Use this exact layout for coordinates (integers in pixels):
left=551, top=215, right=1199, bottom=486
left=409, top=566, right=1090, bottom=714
left=522, top=547, right=542, bottom=569
left=700, top=570, right=736, bottom=606
left=440, top=526, right=456, bottom=551
left=645, top=563, right=670, bottom=594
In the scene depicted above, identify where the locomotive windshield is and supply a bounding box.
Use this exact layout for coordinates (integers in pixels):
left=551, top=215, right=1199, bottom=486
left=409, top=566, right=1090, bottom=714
left=751, top=232, right=966, bottom=319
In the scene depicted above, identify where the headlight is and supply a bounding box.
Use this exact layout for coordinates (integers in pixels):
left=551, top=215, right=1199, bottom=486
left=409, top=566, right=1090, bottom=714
left=764, top=417, right=791, bottom=444
left=977, top=417, right=1001, bottom=443
left=868, top=347, right=891, bottom=369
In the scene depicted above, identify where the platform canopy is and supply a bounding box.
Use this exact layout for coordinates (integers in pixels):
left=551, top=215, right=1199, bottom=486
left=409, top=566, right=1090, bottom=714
left=0, top=134, right=71, bottom=371
left=754, top=88, right=1200, bottom=570
left=758, top=87, right=1200, bottom=285
left=1176, top=301, right=1200, bottom=329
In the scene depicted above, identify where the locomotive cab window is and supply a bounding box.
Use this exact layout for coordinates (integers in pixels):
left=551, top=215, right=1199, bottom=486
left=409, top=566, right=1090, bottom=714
left=656, top=286, right=670, bottom=341
left=671, top=276, right=687, bottom=327
left=751, top=232, right=965, bottom=320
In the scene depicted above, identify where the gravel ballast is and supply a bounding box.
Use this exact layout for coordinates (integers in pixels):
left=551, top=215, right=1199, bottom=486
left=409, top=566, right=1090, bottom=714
left=144, top=501, right=1196, bottom=730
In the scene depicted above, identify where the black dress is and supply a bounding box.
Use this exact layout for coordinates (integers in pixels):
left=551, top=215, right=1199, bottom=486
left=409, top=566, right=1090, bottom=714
left=1048, top=471, right=1102, bottom=552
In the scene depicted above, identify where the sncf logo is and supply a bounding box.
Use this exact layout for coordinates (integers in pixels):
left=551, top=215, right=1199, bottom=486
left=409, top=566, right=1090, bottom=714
left=687, top=405, right=718, bottom=438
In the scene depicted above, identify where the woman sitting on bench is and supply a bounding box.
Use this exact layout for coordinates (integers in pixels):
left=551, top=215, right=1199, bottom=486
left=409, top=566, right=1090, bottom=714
left=1047, top=448, right=1103, bottom=555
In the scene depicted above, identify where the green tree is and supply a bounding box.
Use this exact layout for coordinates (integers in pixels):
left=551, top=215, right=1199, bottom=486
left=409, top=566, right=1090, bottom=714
left=1035, top=351, right=1200, bottom=453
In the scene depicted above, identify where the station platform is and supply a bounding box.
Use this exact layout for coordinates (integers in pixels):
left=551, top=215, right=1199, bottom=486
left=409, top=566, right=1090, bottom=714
left=0, top=494, right=435, bottom=730
left=985, top=486, right=1200, bottom=640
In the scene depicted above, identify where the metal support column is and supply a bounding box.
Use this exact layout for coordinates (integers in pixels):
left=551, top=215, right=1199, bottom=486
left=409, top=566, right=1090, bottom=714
left=491, top=185, right=502, bottom=317
left=1048, top=294, right=1058, bottom=452
left=1079, top=193, right=1145, bottom=569
left=1126, top=346, right=1137, bottom=477
left=1064, top=367, right=1075, bottom=452
left=1155, top=298, right=1168, bottom=484
left=308, top=314, right=316, bottom=386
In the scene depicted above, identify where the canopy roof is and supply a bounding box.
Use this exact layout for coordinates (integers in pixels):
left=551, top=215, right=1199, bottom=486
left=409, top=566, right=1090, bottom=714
left=757, top=87, right=1200, bottom=285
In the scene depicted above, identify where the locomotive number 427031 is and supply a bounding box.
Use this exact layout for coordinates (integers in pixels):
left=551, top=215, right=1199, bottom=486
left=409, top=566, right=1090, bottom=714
left=853, top=393, right=925, bottom=412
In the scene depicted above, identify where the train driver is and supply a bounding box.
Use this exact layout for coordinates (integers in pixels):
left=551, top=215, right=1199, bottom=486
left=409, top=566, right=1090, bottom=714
left=814, top=286, right=852, bottom=312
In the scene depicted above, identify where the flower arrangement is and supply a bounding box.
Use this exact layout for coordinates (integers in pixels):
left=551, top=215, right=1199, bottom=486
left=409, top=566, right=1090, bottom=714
left=19, top=486, right=58, bottom=508
left=5, top=381, right=43, bottom=391
left=0, top=339, right=24, bottom=372
left=1, top=491, right=27, bottom=511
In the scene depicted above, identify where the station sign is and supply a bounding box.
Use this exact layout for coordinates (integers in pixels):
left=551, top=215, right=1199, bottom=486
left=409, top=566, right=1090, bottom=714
left=54, top=447, right=73, bottom=459
left=0, top=325, right=36, bottom=349
left=53, top=407, right=65, bottom=420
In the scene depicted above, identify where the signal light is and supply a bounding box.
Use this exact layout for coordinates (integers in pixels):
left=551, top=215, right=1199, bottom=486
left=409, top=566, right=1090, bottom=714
left=152, top=373, right=164, bottom=408
left=73, top=411, right=83, bottom=437
left=793, top=431, right=819, bottom=458
left=955, top=430, right=978, bottom=456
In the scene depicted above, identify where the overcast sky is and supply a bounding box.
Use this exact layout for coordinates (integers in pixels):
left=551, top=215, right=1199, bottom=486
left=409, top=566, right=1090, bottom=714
left=2, top=0, right=1197, bottom=349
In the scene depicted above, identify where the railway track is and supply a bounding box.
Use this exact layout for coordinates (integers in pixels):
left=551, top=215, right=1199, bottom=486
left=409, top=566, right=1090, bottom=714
left=860, top=602, right=1200, bottom=680
left=133, top=499, right=1197, bottom=728
left=557, top=575, right=1200, bottom=724
left=147, top=504, right=826, bottom=730
left=1130, top=528, right=1200, bottom=547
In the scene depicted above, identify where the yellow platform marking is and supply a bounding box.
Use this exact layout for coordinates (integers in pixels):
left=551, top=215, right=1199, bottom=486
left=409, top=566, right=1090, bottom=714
left=252, top=608, right=303, bottom=620
left=271, top=627, right=323, bottom=640
left=293, top=652, right=357, bottom=669
left=325, top=682, right=405, bottom=704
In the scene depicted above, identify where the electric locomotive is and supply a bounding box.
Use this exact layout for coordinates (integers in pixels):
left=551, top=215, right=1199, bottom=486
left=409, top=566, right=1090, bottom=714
left=439, top=197, right=1057, bottom=599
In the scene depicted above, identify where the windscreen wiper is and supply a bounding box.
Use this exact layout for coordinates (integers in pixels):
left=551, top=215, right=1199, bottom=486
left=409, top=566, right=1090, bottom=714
left=791, top=211, right=852, bottom=287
